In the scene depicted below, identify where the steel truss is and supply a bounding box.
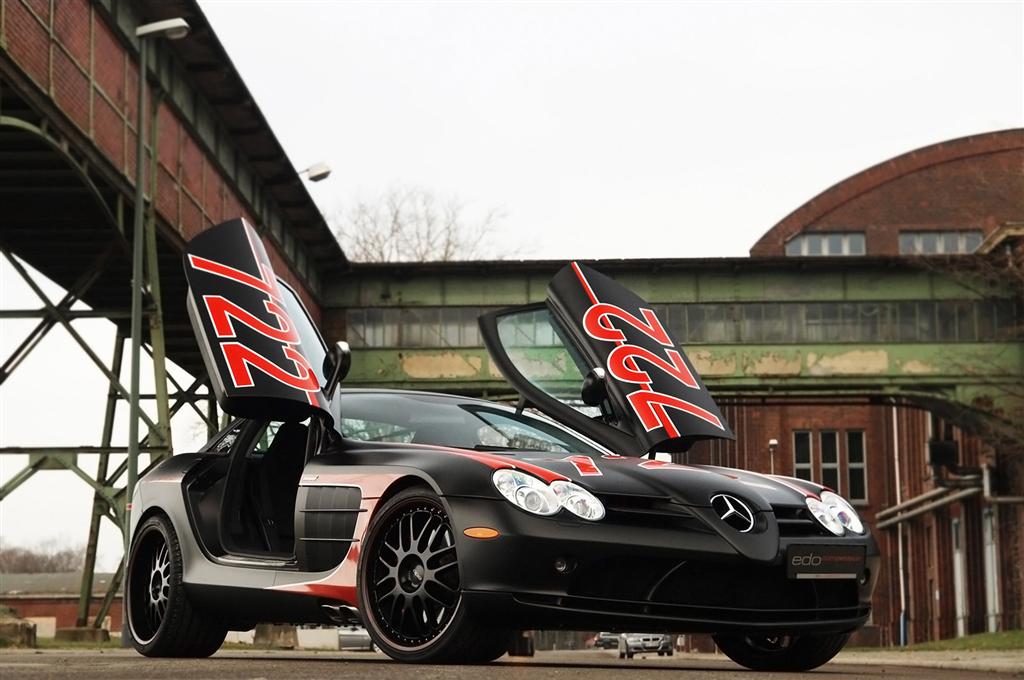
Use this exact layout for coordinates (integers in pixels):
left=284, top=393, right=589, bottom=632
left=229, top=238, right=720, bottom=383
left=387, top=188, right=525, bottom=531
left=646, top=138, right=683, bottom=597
left=0, top=114, right=219, bottom=632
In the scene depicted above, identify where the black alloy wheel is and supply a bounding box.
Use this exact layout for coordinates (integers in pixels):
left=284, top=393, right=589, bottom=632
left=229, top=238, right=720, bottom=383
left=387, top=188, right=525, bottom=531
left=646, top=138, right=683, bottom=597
left=127, top=514, right=226, bottom=657
left=369, top=501, right=460, bottom=646
left=359, top=487, right=511, bottom=663
left=128, top=523, right=171, bottom=645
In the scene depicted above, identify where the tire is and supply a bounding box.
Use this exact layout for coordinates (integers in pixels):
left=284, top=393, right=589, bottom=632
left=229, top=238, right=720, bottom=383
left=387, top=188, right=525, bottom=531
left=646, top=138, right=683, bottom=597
left=627, top=652, right=634, bottom=659
left=713, top=633, right=850, bottom=672
left=618, top=652, right=625, bottom=659
left=358, top=487, right=510, bottom=663
left=667, top=650, right=674, bottom=656
left=127, top=514, right=227, bottom=657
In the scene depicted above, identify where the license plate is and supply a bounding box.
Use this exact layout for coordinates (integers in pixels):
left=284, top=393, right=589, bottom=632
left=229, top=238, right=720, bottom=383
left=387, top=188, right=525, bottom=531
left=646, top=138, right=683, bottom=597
left=786, top=544, right=865, bottom=580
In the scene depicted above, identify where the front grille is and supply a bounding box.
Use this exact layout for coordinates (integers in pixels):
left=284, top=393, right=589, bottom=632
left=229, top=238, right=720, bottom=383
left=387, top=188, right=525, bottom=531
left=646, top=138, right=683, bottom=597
left=773, top=505, right=830, bottom=537
left=568, top=557, right=860, bottom=616
left=598, top=493, right=713, bottom=534
left=516, top=592, right=869, bottom=627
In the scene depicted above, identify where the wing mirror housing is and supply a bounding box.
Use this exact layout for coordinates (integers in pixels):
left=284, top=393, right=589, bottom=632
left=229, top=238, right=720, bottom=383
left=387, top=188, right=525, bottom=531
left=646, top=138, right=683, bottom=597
left=581, top=367, right=608, bottom=407
left=324, top=341, right=352, bottom=398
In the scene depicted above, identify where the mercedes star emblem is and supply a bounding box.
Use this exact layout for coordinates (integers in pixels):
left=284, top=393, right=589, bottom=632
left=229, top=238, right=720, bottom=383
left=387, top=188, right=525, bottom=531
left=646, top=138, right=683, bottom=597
left=710, top=493, right=756, bottom=533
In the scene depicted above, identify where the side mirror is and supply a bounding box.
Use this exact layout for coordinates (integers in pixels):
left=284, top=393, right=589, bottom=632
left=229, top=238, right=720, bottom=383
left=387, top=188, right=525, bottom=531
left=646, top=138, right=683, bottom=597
left=580, top=367, right=608, bottom=407
left=324, top=341, right=352, bottom=398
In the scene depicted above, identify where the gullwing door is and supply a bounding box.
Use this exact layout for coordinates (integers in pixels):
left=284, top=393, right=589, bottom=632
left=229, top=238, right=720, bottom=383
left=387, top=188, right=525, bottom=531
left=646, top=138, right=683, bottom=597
left=183, top=218, right=331, bottom=423
left=480, top=262, right=734, bottom=455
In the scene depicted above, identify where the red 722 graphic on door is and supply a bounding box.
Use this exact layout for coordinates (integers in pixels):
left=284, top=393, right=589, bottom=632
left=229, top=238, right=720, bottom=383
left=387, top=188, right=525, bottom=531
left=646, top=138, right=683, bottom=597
left=188, top=231, right=320, bottom=405
left=573, top=263, right=724, bottom=436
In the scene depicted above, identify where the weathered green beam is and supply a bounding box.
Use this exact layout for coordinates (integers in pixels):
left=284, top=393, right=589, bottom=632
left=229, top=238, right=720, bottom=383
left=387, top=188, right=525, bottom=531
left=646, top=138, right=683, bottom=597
left=0, top=446, right=170, bottom=455
left=327, top=260, right=1014, bottom=308
left=343, top=343, right=1022, bottom=424
left=0, top=309, right=132, bottom=319
left=344, top=343, right=1022, bottom=387
left=0, top=459, right=46, bottom=501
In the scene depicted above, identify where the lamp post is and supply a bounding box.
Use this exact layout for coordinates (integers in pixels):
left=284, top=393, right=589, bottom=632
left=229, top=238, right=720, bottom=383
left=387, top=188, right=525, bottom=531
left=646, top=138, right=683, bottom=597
left=298, top=162, right=332, bottom=182
left=124, top=16, right=189, bottom=644
left=768, top=438, right=779, bottom=475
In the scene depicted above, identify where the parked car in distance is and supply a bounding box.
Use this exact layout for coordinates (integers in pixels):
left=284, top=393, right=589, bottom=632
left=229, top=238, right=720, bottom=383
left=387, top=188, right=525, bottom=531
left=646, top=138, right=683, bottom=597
left=592, top=632, right=620, bottom=649
left=619, top=633, right=673, bottom=658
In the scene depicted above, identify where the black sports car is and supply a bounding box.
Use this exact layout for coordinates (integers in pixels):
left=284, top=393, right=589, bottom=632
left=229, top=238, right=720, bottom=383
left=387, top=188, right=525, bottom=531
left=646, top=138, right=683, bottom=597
left=127, top=219, right=878, bottom=671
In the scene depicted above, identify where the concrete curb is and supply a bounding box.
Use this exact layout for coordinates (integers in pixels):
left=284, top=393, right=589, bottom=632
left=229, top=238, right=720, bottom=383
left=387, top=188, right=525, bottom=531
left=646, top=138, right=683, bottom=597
left=833, top=650, right=1024, bottom=675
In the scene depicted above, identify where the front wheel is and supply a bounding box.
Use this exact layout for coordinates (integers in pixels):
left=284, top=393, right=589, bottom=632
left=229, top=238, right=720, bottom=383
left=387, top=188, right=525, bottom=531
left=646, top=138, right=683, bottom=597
left=713, top=633, right=850, bottom=672
left=126, top=514, right=226, bottom=657
left=358, top=487, right=510, bottom=663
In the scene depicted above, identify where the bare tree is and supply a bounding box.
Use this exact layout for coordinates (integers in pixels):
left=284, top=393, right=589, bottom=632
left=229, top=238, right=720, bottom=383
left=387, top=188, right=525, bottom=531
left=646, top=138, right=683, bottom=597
left=0, top=543, right=83, bottom=573
left=333, top=186, right=506, bottom=262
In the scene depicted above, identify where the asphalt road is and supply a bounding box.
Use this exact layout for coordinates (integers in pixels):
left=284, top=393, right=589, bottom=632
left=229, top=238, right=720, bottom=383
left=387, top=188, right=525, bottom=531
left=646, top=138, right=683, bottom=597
left=1, top=649, right=1016, bottom=680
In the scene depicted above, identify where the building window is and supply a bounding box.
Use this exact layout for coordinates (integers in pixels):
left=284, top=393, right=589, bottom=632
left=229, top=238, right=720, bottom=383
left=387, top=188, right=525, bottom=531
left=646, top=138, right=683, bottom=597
left=785, top=232, right=866, bottom=256
left=899, top=230, right=983, bottom=255
left=820, top=431, right=840, bottom=492
left=847, top=431, right=867, bottom=503
left=793, top=431, right=813, bottom=481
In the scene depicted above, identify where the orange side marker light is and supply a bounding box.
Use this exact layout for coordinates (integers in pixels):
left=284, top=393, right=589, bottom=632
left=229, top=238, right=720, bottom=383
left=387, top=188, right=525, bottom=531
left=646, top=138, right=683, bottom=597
left=464, top=527, right=500, bottom=539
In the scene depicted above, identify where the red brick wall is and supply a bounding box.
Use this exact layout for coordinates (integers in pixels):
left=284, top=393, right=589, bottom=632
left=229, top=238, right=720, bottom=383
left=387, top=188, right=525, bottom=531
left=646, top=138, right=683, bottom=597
left=751, top=130, right=1024, bottom=256
left=687, top=402, right=1022, bottom=645
left=1, top=597, right=123, bottom=631
left=0, top=0, right=321, bottom=320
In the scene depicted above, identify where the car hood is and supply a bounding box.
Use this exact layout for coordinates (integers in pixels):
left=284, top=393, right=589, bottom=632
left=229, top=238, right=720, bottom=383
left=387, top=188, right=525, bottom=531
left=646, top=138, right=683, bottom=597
left=466, top=450, right=825, bottom=562
left=478, top=450, right=816, bottom=509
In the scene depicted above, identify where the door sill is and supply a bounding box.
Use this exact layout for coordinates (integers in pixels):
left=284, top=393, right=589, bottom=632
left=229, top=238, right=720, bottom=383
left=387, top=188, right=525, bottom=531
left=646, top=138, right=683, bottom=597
left=215, top=552, right=298, bottom=570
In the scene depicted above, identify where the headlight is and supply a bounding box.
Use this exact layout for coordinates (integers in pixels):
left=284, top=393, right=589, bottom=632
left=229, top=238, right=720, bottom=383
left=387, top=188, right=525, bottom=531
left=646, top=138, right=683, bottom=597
left=820, top=491, right=864, bottom=534
left=492, top=470, right=605, bottom=520
left=551, top=480, right=606, bottom=521
left=806, top=496, right=845, bottom=536
left=492, top=470, right=559, bottom=516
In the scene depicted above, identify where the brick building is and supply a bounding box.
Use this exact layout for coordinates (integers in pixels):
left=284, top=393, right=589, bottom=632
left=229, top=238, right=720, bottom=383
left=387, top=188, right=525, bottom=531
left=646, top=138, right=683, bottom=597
left=329, top=129, right=1023, bottom=646
left=1, top=0, right=346, bottom=325
left=697, top=130, right=1024, bottom=644
left=751, top=129, right=1024, bottom=258
left=0, top=573, right=122, bottom=635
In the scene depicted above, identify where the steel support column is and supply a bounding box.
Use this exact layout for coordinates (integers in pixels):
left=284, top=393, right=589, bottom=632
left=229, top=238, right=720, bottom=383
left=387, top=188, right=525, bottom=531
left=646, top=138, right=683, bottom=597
left=76, top=333, right=125, bottom=627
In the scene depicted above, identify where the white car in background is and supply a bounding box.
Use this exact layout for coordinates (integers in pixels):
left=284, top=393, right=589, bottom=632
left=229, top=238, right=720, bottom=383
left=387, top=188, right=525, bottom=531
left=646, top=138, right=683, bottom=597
left=618, top=633, right=673, bottom=658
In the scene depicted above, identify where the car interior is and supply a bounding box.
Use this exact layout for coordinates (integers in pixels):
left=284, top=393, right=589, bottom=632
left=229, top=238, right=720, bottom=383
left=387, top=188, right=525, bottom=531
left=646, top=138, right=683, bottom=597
left=185, top=419, right=310, bottom=562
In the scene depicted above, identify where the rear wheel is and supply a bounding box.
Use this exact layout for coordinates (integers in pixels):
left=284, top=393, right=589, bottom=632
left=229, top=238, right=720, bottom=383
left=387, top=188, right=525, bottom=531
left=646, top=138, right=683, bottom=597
left=358, top=487, right=510, bottom=663
left=127, top=515, right=226, bottom=657
left=713, top=633, right=850, bottom=672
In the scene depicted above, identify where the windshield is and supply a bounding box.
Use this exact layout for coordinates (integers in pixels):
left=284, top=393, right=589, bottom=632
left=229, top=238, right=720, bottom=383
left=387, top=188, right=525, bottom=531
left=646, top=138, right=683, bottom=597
left=339, top=392, right=607, bottom=454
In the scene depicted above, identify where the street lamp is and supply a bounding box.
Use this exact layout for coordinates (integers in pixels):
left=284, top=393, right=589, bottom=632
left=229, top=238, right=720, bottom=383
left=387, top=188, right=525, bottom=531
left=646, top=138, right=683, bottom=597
left=125, top=16, right=189, bottom=644
left=768, top=438, right=779, bottom=475
left=299, top=162, right=332, bottom=182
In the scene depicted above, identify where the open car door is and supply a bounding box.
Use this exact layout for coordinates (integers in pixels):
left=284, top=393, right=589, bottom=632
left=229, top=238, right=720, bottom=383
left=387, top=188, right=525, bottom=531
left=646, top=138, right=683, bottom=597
left=183, top=218, right=332, bottom=424
left=479, top=262, right=734, bottom=456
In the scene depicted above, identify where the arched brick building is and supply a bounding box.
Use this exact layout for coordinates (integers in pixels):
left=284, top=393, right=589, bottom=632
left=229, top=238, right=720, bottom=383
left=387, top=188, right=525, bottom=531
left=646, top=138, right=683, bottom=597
left=723, top=129, right=1024, bottom=645
left=751, top=129, right=1024, bottom=257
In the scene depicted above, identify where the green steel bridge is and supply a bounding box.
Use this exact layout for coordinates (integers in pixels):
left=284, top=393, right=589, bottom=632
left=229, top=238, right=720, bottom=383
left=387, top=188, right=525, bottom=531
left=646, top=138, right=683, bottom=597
left=326, top=257, right=1023, bottom=435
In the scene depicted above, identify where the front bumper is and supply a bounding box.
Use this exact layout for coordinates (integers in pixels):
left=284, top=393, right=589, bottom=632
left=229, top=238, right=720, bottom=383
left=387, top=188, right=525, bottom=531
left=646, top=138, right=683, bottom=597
left=446, top=496, right=879, bottom=635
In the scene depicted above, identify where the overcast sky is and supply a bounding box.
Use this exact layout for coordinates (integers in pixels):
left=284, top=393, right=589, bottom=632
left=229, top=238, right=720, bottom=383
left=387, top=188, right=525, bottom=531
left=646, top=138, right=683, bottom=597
left=206, top=0, right=1022, bottom=259
left=1, top=1, right=1022, bottom=570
